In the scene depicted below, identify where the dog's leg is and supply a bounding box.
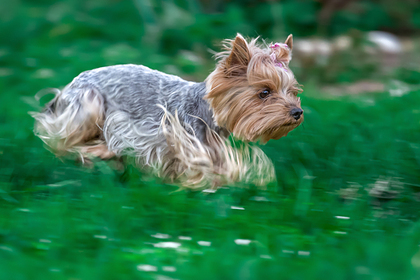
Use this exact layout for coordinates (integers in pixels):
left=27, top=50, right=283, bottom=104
left=102, top=110, right=169, bottom=166
left=79, top=144, right=115, bottom=159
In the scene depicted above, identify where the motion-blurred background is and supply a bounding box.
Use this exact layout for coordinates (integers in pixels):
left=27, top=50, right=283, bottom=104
left=2, top=0, right=420, bottom=279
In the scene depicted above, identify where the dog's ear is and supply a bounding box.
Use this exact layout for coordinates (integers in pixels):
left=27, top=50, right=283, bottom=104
left=285, top=34, right=293, bottom=50
left=226, top=34, right=251, bottom=69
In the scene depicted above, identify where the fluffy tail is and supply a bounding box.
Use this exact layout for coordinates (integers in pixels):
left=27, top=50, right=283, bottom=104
left=31, top=86, right=107, bottom=158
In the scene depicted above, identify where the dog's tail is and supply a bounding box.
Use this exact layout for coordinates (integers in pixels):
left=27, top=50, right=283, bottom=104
left=31, top=86, right=106, bottom=157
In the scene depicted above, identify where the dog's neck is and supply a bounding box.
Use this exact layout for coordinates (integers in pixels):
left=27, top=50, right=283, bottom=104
left=187, top=81, right=230, bottom=141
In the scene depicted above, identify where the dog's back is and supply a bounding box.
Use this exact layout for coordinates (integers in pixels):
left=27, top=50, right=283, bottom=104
left=32, top=64, right=215, bottom=162
left=31, top=34, right=299, bottom=189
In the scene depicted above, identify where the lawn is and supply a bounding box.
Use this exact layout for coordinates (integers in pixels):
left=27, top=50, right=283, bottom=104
left=2, top=1, right=420, bottom=279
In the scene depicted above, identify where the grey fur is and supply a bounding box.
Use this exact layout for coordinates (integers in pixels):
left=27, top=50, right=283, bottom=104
left=31, top=34, right=305, bottom=188
left=69, top=64, right=216, bottom=139
left=32, top=56, right=283, bottom=188
left=35, top=64, right=230, bottom=168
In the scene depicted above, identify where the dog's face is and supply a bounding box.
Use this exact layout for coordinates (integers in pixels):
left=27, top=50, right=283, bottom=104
left=206, top=34, right=303, bottom=143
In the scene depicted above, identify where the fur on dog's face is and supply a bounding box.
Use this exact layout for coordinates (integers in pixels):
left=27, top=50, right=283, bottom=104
left=205, top=34, right=303, bottom=143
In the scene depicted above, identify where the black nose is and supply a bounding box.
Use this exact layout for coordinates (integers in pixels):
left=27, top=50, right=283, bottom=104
left=290, top=108, right=303, bottom=120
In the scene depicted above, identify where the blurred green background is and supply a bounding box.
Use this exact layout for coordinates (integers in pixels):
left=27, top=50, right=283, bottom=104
left=2, top=0, right=420, bottom=279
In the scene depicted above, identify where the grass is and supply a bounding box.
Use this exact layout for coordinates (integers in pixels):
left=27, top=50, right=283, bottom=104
left=2, top=84, right=420, bottom=279
left=2, top=0, right=420, bottom=279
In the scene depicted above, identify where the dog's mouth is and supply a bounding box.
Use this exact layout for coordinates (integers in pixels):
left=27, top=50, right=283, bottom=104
left=270, top=119, right=303, bottom=140
left=282, top=122, right=296, bottom=127
left=280, top=119, right=302, bottom=129
left=245, top=116, right=304, bottom=143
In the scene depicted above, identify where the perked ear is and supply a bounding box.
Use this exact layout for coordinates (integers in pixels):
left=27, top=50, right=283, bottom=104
left=285, top=34, right=293, bottom=50
left=226, top=34, right=251, bottom=69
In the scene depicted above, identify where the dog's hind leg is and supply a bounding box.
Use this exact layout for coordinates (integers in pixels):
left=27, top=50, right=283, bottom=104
left=32, top=86, right=115, bottom=160
left=79, top=144, right=115, bottom=159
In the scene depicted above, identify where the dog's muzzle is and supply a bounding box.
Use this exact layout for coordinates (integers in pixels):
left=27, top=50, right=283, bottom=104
left=290, top=108, right=303, bottom=120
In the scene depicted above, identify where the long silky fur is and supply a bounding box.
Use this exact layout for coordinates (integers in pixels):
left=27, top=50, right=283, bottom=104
left=31, top=86, right=107, bottom=161
left=31, top=34, right=302, bottom=190
left=205, top=34, right=303, bottom=143
left=32, top=88, right=275, bottom=189
left=158, top=105, right=275, bottom=189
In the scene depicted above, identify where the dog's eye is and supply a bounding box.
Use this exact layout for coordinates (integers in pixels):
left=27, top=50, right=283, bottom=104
left=259, top=89, right=271, bottom=99
left=289, top=90, right=298, bottom=96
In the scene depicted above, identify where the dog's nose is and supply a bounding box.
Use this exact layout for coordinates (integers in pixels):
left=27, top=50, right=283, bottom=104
left=290, top=108, right=303, bottom=120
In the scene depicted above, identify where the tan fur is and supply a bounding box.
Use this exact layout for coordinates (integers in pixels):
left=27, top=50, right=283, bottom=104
left=79, top=144, right=116, bottom=159
left=285, top=34, right=293, bottom=50
left=205, top=34, right=303, bottom=143
left=31, top=87, right=111, bottom=160
left=32, top=34, right=302, bottom=190
left=158, top=105, right=275, bottom=189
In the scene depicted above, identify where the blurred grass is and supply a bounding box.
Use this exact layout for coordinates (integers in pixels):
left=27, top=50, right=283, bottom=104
left=2, top=0, right=420, bottom=279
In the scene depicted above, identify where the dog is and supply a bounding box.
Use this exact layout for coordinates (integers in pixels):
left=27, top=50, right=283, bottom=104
left=32, top=34, right=303, bottom=189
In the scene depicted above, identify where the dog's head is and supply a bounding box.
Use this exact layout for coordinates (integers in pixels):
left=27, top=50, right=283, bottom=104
left=206, top=34, right=303, bottom=143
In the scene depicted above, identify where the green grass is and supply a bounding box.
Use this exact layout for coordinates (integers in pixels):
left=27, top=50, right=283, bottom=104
left=2, top=84, right=420, bottom=279
left=2, top=0, right=420, bottom=279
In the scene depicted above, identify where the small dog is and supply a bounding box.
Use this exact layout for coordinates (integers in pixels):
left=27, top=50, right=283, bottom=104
left=32, top=34, right=303, bottom=189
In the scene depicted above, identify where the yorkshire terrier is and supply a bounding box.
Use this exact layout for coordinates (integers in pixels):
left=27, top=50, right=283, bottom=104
left=32, top=34, right=303, bottom=189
